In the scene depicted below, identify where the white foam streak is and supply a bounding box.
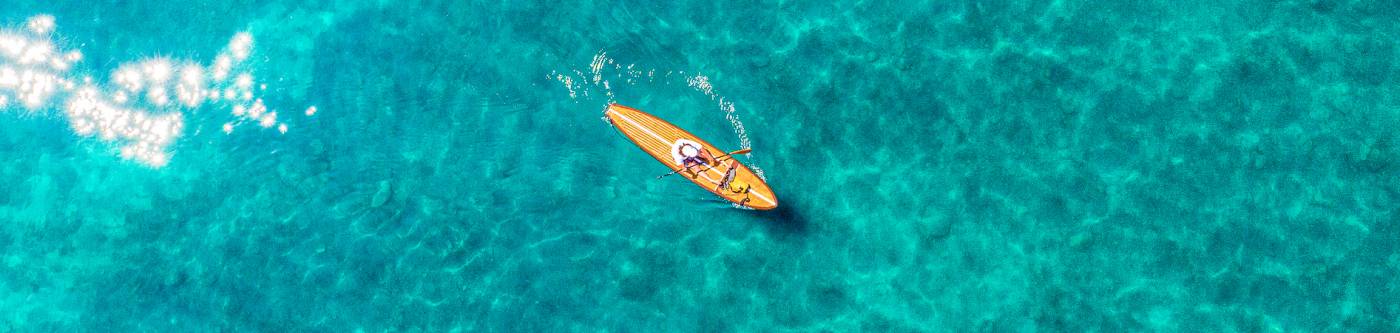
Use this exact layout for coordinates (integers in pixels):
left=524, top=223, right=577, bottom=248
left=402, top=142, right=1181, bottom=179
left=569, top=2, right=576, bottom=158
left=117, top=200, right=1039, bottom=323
left=555, top=50, right=761, bottom=173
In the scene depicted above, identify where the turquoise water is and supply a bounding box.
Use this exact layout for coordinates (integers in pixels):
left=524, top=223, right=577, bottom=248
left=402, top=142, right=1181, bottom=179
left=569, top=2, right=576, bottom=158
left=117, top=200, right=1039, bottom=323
left=2, top=0, right=1398, bottom=331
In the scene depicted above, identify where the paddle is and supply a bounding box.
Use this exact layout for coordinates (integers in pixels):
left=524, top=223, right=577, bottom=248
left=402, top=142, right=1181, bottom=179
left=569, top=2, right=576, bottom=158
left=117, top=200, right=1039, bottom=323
left=656, top=148, right=751, bottom=179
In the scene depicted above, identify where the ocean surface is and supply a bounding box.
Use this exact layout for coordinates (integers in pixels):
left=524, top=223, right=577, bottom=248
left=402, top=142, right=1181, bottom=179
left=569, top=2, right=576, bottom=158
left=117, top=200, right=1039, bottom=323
left=1, top=0, right=1397, bottom=331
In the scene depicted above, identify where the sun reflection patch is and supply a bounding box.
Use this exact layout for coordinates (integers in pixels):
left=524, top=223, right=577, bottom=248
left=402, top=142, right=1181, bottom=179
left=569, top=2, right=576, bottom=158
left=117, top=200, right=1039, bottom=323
left=0, top=14, right=317, bottom=168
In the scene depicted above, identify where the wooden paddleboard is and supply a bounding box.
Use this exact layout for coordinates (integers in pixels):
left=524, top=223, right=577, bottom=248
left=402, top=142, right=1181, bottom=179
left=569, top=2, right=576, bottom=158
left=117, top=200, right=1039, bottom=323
left=605, top=104, right=778, bottom=210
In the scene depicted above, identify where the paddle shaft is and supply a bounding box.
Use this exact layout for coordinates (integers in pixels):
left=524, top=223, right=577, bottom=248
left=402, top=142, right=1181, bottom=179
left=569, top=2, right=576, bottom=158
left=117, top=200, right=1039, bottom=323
left=656, top=148, right=750, bottom=179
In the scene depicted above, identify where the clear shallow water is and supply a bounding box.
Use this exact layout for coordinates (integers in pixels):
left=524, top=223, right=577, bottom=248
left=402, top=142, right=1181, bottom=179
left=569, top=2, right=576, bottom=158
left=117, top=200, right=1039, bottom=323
left=1, top=0, right=1398, bottom=331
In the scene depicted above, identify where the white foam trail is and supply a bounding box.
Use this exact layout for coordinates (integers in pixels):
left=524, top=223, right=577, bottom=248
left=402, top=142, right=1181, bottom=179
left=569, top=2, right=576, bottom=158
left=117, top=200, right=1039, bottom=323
left=0, top=14, right=315, bottom=168
left=552, top=50, right=763, bottom=180
left=688, top=75, right=752, bottom=152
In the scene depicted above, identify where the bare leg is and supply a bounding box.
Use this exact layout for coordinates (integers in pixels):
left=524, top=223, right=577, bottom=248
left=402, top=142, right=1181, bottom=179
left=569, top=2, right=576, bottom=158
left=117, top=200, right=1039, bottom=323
left=699, top=148, right=718, bottom=166
left=683, top=161, right=699, bottom=178
left=715, top=160, right=738, bottom=191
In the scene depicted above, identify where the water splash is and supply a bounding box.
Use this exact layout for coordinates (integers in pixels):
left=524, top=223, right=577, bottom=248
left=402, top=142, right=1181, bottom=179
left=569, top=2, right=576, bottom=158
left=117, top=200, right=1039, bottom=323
left=0, top=14, right=314, bottom=168
left=685, top=74, right=753, bottom=158
left=550, top=51, right=766, bottom=181
left=551, top=50, right=757, bottom=160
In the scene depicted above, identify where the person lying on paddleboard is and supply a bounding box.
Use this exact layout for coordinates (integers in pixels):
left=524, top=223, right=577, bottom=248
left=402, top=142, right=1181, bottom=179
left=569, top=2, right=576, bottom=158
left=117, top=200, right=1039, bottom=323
left=677, top=142, right=719, bottom=178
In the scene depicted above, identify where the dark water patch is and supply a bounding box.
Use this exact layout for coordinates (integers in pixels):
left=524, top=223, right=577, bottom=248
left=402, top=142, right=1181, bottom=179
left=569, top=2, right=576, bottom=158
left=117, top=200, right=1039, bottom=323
left=754, top=202, right=809, bottom=236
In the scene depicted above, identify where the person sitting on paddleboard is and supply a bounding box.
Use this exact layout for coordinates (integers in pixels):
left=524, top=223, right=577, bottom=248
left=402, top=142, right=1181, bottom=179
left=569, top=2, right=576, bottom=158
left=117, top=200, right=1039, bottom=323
left=678, top=142, right=718, bottom=178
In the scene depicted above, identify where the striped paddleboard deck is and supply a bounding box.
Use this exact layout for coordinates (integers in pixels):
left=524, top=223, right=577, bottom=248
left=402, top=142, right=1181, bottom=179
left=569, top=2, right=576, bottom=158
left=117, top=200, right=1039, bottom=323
left=605, top=104, right=778, bottom=210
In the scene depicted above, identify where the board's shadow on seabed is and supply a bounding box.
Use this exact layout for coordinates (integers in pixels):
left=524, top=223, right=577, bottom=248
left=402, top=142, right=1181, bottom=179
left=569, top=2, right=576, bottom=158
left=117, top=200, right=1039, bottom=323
left=754, top=203, right=808, bottom=236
